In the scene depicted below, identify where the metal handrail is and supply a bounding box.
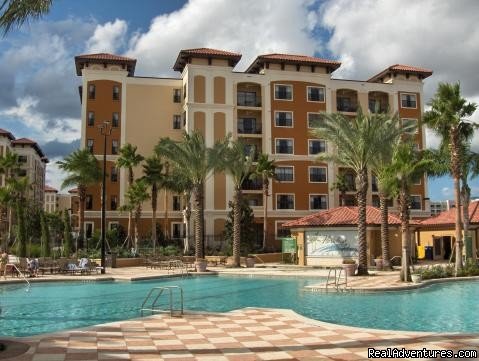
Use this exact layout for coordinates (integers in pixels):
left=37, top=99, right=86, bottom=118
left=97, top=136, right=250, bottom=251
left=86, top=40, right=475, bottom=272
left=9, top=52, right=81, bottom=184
left=140, top=286, right=183, bottom=317
left=6, top=263, right=30, bottom=288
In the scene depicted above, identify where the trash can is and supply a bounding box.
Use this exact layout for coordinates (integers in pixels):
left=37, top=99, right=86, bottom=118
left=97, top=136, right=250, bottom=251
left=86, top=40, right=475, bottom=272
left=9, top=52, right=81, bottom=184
left=425, top=246, right=433, bottom=260
left=417, top=245, right=425, bottom=260
left=110, top=252, right=117, bottom=268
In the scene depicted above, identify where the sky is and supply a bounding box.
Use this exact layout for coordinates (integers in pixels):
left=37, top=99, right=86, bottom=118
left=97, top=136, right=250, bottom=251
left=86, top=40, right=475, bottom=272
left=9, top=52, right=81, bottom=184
left=0, top=0, right=478, bottom=200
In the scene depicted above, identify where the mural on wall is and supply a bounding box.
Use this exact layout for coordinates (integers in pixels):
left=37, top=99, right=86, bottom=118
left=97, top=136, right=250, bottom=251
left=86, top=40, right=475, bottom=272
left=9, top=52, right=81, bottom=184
left=305, top=231, right=358, bottom=257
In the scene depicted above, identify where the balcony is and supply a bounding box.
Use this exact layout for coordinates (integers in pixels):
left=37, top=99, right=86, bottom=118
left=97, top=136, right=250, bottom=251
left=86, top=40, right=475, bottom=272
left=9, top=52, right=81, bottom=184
left=237, top=92, right=261, bottom=107
left=244, top=193, right=263, bottom=206
left=368, top=91, right=389, bottom=114
left=336, top=89, right=358, bottom=113
left=241, top=178, right=263, bottom=191
left=238, top=118, right=262, bottom=135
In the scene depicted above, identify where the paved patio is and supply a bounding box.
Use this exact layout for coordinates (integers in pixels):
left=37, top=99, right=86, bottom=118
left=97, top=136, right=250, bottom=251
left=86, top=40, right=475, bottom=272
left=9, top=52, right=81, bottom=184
left=1, top=266, right=478, bottom=360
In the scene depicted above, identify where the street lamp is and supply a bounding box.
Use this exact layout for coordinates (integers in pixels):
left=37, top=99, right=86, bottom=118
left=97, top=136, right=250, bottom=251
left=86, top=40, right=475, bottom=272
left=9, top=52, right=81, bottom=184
left=99, top=121, right=112, bottom=274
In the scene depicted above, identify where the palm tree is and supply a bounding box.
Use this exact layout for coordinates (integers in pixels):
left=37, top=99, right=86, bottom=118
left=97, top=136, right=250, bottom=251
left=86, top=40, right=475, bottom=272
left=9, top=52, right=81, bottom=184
left=7, top=176, right=30, bottom=257
left=63, top=209, right=72, bottom=257
left=40, top=210, right=50, bottom=257
left=156, top=131, right=226, bottom=261
left=116, top=143, right=144, bottom=247
left=250, top=153, right=276, bottom=251
left=0, top=152, right=19, bottom=242
left=124, top=179, right=149, bottom=252
left=388, top=142, right=431, bottom=281
left=423, top=82, right=477, bottom=272
left=312, top=109, right=402, bottom=275
left=331, top=173, right=349, bottom=206
left=0, top=0, right=52, bottom=34
left=219, top=140, right=254, bottom=267
left=57, top=149, right=101, bottom=250
left=142, top=156, right=164, bottom=254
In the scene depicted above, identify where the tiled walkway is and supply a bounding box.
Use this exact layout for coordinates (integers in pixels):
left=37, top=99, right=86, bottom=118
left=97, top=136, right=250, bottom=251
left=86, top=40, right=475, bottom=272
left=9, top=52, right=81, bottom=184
left=5, top=308, right=478, bottom=361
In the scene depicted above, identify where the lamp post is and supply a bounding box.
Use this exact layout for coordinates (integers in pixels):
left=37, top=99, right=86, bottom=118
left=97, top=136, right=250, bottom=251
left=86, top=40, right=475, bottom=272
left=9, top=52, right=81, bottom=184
left=99, top=121, right=112, bottom=274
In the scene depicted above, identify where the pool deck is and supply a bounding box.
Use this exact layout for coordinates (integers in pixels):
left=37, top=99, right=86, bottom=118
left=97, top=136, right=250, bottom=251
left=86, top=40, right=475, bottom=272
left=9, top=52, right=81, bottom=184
left=1, top=266, right=478, bottom=360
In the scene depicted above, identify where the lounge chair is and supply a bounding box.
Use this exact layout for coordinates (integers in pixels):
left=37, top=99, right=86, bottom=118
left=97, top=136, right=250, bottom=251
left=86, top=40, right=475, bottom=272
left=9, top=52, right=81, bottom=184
left=67, top=258, right=91, bottom=275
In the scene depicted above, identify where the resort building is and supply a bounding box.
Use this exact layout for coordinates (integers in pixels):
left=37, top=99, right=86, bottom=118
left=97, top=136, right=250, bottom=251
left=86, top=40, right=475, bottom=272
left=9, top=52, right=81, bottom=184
left=0, top=128, right=47, bottom=208
left=74, top=48, right=432, bottom=249
left=429, top=200, right=450, bottom=216
left=44, top=185, right=58, bottom=213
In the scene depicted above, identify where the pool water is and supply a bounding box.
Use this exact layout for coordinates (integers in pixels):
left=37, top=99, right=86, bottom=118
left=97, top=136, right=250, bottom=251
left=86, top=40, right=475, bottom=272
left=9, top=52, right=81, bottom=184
left=0, top=275, right=477, bottom=336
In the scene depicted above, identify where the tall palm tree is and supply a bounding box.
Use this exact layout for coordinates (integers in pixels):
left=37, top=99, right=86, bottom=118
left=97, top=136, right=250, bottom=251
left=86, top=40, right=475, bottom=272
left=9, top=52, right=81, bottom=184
left=142, top=156, right=164, bottom=254
left=312, top=109, right=402, bottom=275
left=423, top=82, right=477, bottom=272
left=250, top=153, right=276, bottom=251
left=7, top=176, right=30, bottom=257
left=123, top=179, right=149, bottom=252
left=156, top=131, right=226, bottom=260
left=388, top=142, right=431, bottom=281
left=116, top=143, right=144, bottom=247
left=331, top=173, right=349, bottom=206
left=219, top=140, right=254, bottom=267
left=57, top=149, right=101, bottom=250
left=0, top=0, right=52, bottom=34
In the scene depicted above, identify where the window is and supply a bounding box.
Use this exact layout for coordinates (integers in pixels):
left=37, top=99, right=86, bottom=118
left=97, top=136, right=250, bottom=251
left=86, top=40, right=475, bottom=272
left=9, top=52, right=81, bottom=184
left=307, top=86, right=325, bottom=102
left=402, top=118, right=418, bottom=134
left=173, top=115, right=182, bottom=129
left=86, top=195, right=93, bottom=210
left=243, top=144, right=258, bottom=160
left=410, top=195, right=422, bottom=210
left=309, top=167, right=327, bottom=183
left=173, top=89, right=181, bottom=103
left=17, top=169, right=27, bottom=177
left=310, top=194, right=328, bottom=210
left=237, top=91, right=259, bottom=107
left=276, top=221, right=291, bottom=238
left=307, top=113, right=325, bottom=128
left=413, top=174, right=422, bottom=185
left=85, top=222, right=94, bottom=238
left=109, top=222, right=119, bottom=231
left=110, top=167, right=118, bottom=182
left=274, top=84, right=292, bottom=100
left=401, top=93, right=417, bottom=108
left=372, top=195, right=393, bottom=208
left=172, top=195, right=181, bottom=211
left=88, top=84, right=95, bottom=99
left=110, top=195, right=118, bottom=211
left=18, top=155, right=27, bottom=163
left=238, top=118, right=260, bottom=134
left=172, top=223, right=185, bottom=239
left=112, top=85, right=120, bottom=100
left=308, top=139, right=326, bottom=155
left=371, top=175, right=378, bottom=192
left=275, top=166, right=294, bottom=182
left=183, top=83, right=187, bottom=99
left=112, top=140, right=119, bottom=155
left=87, top=139, right=94, bottom=153
left=88, top=111, right=95, bottom=126
left=112, top=112, right=119, bottom=127
left=276, top=194, right=294, bottom=210
left=275, top=139, right=293, bottom=154
left=274, top=111, right=293, bottom=127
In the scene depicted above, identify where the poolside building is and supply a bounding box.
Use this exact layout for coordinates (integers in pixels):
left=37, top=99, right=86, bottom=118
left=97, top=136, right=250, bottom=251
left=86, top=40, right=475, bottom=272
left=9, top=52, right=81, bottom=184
left=74, top=49, right=432, bottom=249
left=0, top=129, right=47, bottom=208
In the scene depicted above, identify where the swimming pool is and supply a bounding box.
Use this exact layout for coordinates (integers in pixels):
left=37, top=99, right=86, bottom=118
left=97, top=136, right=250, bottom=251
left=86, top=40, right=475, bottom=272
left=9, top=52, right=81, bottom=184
left=0, top=275, right=477, bottom=336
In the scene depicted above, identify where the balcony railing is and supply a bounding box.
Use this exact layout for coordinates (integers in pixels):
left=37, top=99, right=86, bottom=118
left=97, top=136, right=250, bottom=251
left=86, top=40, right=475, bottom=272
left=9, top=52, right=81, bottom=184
left=238, top=125, right=262, bottom=134
left=337, top=103, right=358, bottom=112
left=237, top=92, right=261, bottom=107
left=241, top=179, right=263, bottom=190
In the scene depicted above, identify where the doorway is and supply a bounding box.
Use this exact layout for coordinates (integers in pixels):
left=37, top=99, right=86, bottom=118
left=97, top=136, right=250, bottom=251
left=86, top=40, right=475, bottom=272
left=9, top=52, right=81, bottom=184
left=443, top=236, right=452, bottom=260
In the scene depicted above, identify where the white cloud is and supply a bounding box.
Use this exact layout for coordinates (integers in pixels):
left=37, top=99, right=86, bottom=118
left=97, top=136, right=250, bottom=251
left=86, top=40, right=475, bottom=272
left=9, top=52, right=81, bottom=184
left=441, top=187, right=452, bottom=197
left=126, top=0, right=322, bottom=76
left=320, top=0, right=479, bottom=99
left=1, top=96, right=80, bottom=143
left=45, top=157, right=66, bottom=192
left=86, top=19, right=128, bottom=54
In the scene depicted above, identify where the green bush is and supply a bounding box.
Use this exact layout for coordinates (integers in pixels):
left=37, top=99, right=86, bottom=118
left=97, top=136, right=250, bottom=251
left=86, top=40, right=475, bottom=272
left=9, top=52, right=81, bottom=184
left=417, top=261, right=479, bottom=280
left=27, top=243, right=42, bottom=258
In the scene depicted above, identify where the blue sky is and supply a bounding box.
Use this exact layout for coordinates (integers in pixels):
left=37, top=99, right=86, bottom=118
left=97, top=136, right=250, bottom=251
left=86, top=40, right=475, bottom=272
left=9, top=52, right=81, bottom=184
left=0, top=0, right=478, bottom=199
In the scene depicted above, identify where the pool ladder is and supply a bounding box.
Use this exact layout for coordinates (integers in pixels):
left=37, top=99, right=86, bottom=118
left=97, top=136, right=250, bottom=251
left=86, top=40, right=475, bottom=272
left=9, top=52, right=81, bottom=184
left=140, top=286, right=184, bottom=317
left=7, top=263, right=30, bottom=289
left=325, top=268, right=348, bottom=292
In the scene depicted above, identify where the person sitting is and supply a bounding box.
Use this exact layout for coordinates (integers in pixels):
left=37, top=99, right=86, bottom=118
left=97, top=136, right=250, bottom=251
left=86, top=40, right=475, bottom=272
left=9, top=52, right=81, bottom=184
left=27, top=258, right=39, bottom=277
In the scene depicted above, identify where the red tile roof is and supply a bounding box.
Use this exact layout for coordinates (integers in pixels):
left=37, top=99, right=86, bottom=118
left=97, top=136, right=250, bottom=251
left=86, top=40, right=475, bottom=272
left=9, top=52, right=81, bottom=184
left=0, top=128, right=15, bottom=140
left=173, top=48, right=242, bottom=72
left=75, top=53, right=137, bottom=76
left=11, top=138, right=45, bottom=158
left=368, top=64, right=433, bottom=82
left=68, top=188, right=78, bottom=194
left=44, top=185, right=58, bottom=192
left=283, top=206, right=403, bottom=228
left=246, top=53, right=341, bottom=73
left=420, top=201, right=479, bottom=227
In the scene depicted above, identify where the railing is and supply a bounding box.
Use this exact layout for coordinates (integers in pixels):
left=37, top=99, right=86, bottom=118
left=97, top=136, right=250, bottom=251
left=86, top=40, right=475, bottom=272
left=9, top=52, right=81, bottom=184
left=241, top=179, right=263, bottom=190
left=238, top=126, right=262, bottom=134
left=337, top=104, right=358, bottom=112
left=140, top=286, right=184, bottom=317
left=237, top=93, right=261, bottom=107
left=6, top=263, right=30, bottom=288
left=325, top=267, right=348, bottom=292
